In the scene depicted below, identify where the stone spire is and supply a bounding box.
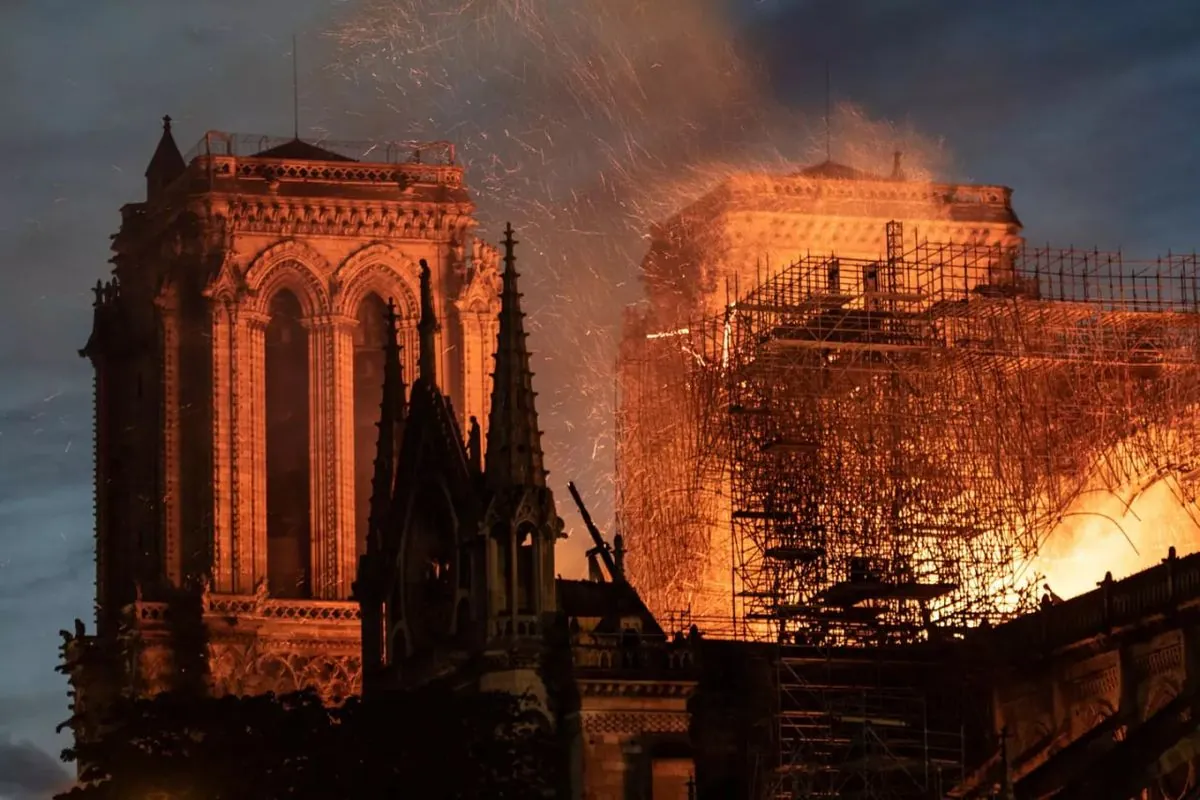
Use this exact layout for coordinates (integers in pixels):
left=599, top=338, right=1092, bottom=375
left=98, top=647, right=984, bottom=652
left=359, top=299, right=405, bottom=682
left=366, top=298, right=406, bottom=555
left=485, top=223, right=546, bottom=488
left=145, top=115, right=186, bottom=201
left=417, top=259, right=439, bottom=386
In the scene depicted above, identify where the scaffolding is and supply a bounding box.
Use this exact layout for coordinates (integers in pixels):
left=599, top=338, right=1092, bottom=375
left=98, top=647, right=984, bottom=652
left=724, top=226, right=1200, bottom=647
left=775, top=646, right=967, bottom=799
left=616, top=309, right=730, bottom=625
left=618, top=221, right=1200, bottom=797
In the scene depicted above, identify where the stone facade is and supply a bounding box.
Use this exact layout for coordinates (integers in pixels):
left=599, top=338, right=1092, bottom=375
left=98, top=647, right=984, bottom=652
left=618, top=160, right=1025, bottom=624
left=74, top=120, right=500, bottom=702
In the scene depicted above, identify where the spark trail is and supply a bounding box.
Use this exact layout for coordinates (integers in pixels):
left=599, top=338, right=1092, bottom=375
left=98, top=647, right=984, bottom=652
left=330, top=0, right=951, bottom=574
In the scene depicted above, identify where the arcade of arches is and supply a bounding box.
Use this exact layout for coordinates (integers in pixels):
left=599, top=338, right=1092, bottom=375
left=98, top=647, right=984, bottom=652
left=253, top=280, right=427, bottom=599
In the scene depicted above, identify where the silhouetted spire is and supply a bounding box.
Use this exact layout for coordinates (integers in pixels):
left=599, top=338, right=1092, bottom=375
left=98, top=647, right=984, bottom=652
left=367, top=299, right=406, bottom=555
left=613, top=534, right=626, bottom=582
left=417, top=259, right=439, bottom=386
left=145, top=115, right=186, bottom=200
left=467, top=416, right=482, bottom=474
left=485, top=223, right=546, bottom=488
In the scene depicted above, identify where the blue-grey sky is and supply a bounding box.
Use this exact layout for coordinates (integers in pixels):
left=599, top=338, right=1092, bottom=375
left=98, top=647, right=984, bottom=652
left=1, top=1, right=1198, bottom=795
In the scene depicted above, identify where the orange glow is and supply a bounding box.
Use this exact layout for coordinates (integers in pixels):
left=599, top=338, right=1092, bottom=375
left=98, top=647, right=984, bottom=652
left=1028, top=460, right=1200, bottom=601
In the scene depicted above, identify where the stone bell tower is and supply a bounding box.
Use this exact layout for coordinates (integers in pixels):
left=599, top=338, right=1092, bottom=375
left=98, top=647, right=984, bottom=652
left=477, top=223, right=564, bottom=699
left=68, top=117, right=502, bottom=705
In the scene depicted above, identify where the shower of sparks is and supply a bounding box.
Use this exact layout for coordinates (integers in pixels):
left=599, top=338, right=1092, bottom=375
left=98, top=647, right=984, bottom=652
left=328, top=0, right=951, bottom=575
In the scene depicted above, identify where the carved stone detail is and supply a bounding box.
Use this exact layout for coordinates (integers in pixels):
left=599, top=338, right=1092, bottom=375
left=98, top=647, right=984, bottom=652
left=581, top=711, right=689, bottom=736
left=207, top=641, right=362, bottom=702
left=156, top=286, right=182, bottom=586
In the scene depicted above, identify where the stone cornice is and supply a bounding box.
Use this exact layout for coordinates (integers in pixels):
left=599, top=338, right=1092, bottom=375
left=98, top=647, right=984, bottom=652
left=575, top=676, right=698, bottom=698
left=196, top=197, right=475, bottom=241
left=580, top=708, right=690, bottom=735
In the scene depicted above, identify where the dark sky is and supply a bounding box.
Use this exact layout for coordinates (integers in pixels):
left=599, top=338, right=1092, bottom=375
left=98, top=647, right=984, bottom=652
left=1, top=0, right=1198, bottom=793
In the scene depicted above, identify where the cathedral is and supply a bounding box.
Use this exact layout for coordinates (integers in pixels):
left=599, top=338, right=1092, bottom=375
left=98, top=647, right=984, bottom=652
left=65, top=118, right=698, bottom=798
left=63, top=117, right=1200, bottom=800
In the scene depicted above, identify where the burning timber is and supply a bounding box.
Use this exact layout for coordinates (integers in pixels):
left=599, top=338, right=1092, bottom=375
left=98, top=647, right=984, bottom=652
left=618, top=221, right=1200, bottom=646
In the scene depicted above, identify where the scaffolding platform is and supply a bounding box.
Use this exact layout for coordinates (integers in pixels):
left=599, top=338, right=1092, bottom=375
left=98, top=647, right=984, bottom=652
left=617, top=219, right=1200, bottom=798
left=819, top=580, right=957, bottom=609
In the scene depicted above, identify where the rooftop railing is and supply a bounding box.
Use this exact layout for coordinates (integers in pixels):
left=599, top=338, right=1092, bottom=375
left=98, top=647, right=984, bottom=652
left=183, top=131, right=457, bottom=166
left=981, top=547, right=1200, bottom=656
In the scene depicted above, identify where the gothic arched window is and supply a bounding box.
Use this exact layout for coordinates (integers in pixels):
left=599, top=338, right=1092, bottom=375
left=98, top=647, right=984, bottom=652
left=264, top=289, right=311, bottom=598
left=352, top=293, right=391, bottom=563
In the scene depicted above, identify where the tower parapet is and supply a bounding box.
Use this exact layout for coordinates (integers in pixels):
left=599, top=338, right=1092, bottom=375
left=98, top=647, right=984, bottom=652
left=70, top=118, right=501, bottom=716
left=642, top=162, right=1023, bottom=322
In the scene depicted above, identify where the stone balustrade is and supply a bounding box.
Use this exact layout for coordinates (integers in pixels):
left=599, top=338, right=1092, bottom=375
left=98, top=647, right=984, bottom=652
left=980, top=548, right=1200, bottom=659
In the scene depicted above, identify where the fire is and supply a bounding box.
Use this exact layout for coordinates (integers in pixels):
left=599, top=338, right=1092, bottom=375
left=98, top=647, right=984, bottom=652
left=328, top=3, right=1200, bottom=641
left=1028, top=464, right=1200, bottom=601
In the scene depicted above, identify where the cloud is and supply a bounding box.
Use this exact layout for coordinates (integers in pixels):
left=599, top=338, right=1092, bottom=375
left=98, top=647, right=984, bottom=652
left=0, top=736, right=71, bottom=800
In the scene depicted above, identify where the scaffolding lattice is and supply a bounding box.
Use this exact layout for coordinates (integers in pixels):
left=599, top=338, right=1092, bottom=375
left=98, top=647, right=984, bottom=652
left=724, top=226, right=1200, bottom=647
left=618, top=222, right=1200, bottom=797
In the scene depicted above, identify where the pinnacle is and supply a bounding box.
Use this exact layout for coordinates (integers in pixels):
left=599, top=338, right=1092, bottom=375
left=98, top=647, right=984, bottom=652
left=485, top=223, right=546, bottom=489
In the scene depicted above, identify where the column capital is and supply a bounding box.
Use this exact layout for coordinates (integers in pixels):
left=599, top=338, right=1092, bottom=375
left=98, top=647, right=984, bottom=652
left=241, top=310, right=272, bottom=328
left=302, top=313, right=360, bottom=331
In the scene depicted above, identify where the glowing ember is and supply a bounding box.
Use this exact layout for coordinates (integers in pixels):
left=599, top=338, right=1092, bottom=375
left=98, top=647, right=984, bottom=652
left=1029, top=449, right=1200, bottom=601
left=330, top=1, right=952, bottom=578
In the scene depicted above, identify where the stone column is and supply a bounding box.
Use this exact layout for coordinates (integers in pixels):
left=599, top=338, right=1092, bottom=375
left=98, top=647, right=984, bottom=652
left=328, top=314, right=359, bottom=598
left=305, top=315, right=341, bottom=599
left=155, top=292, right=182, bottom=588
left=460, top=310, right=498, bottom=443
left=209, top=300, right=235, bottom=592
left=238, top=311, right=270, bottom=593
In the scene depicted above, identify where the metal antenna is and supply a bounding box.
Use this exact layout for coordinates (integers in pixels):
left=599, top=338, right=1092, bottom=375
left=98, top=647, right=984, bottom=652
left=292, top=34, right=300, bottom=140
left=824, top=59, right=832, bottom=162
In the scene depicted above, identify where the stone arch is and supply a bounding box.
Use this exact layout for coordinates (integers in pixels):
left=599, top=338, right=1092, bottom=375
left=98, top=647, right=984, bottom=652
left=333, top=243, right=421, bottom=319
left=244, top=239, right=332, bottom=317
left=456, top=262, right=501, bottom=315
